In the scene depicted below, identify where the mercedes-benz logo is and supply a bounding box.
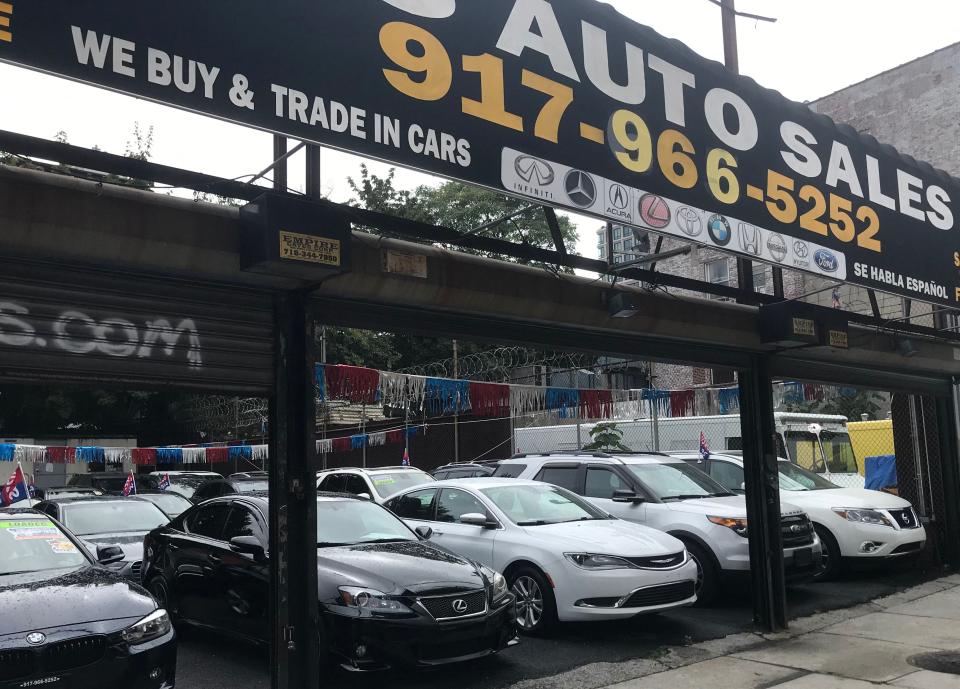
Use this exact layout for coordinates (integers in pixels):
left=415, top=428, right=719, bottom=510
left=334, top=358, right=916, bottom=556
left=608, top=183, right=629, bottom=210
left=452, top=599, right=469, bottom=614
left=26, top=632, right=46, bottom=646
left=564, top=170, right=597, bottom=208
left=514, top=156, right=555, bottom=186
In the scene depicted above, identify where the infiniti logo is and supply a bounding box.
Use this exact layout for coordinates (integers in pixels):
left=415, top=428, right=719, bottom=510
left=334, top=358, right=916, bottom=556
left=452, top=599, right=469, bottom=614
left=514, top=156, right=555, bottom=186
left=25, top=632, right=46, bottom=646
left=564, top=170, right=598, bottom=208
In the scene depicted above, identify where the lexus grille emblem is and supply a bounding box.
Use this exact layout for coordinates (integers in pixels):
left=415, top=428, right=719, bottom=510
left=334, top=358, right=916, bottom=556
left=564, top=170, right=597, bottom=208
left=452, top=599, right=469, bottom=614
left=514, top=156, right=555, bottom=186
left=789, top=524, right=802, bottom=533
left=26, top=632, right=46, bottom=646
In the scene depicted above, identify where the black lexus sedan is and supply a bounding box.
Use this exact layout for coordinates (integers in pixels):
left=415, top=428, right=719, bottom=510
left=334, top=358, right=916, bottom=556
left=0, top=508, right=177, bottom=689
left=142, top=492, right=518, bottom=670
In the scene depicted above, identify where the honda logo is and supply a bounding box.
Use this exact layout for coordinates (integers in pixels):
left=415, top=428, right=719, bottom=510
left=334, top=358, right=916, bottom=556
left=451, top=599, right=469, bottom=614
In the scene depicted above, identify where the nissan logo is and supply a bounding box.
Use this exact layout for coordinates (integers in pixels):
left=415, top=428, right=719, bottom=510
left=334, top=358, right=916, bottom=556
left=25, top=632, right=46, bottom=646
left=452, top=599, right=469, bottom=614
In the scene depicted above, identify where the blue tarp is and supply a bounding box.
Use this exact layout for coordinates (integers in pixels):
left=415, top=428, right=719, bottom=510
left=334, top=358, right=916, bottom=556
left=865, top=455, right=897, bottom=491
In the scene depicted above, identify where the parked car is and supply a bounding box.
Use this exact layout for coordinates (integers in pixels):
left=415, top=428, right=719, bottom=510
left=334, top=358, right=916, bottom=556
left=141, top=492, right=518, bottom=670
left=671, top=452, right=927, bottom=578
left=432, top=463, right=498, bottom=480
left=41, top=486, right=105, bottom=500
left=67, top=471, right=132, bottom=495
left=229, top=471, right=268, bottom=480
left=135, top=490, right=195, bottom=519
left=190, top=477, right=269, bottom=503
left=316, top=466, right=435, bottom=504
left=144, top=471, right=224, bottom=500
left=0, top=507, right=177, bottom=689
left=385, top=478, right=698, bottom=634
left=494, top=453, right=822, bottom=604
left=33, top=496, right=170, bottom=582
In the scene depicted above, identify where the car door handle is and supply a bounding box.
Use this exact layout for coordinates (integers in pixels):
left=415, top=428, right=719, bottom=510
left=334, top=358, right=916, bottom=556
left=208, top=554, right=222, bottom=564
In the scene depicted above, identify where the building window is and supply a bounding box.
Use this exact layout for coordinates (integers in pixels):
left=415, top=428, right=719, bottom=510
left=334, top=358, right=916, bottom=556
left=613, top=227, right=622, bottom=239
left=614, top=255, right=623, bottom=263
left=752, top=264, right=770, bottom=294
left=624, top=238, right=634, bottom=251
left=598, top=246, right=606, bottom=259
left=704, top=259, right=730, bottom=286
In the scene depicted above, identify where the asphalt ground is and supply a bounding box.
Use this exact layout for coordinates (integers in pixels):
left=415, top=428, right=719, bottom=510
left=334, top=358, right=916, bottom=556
left=176, top=562, right=943, bottom=689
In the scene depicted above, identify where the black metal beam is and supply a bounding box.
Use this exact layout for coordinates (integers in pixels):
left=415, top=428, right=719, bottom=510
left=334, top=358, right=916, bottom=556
left=738, top=354, right=787, bottom=631
left=543, top=206, right=568, bottom=259
left=868, top=289, right=882, bottom=319
left=937, top=390, right=960, bottom=568
left=648, top=235, right=666, bottom=273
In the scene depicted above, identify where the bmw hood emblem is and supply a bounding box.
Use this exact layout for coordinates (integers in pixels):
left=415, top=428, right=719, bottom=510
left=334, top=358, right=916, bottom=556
left=26, top=632, right=46, bottom=645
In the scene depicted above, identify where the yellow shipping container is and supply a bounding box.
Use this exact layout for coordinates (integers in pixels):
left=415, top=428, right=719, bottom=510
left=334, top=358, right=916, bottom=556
left=847, top=420, right=895, bottom=476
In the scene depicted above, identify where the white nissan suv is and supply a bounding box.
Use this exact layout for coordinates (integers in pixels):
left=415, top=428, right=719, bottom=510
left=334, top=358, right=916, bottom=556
left=671, top=452, right=926, bottom=579
left=494, top=453, right=822, bottom=605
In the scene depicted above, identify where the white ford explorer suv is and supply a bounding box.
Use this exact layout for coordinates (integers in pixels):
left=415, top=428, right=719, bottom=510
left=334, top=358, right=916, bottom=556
left=671, top=452, right=926, bottom=579
left=494, top=453, right=822, bottom=604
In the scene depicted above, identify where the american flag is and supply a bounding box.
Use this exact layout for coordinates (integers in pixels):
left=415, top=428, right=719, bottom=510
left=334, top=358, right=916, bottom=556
left=157, top=474, right=171, bottom=491
left=401, top=447, right=410, bottom=466
left=122, top=471, right=137, bottom=497
left=831, top=288, right=842, bottom=309
left=699, top=432, right=711, bottom=462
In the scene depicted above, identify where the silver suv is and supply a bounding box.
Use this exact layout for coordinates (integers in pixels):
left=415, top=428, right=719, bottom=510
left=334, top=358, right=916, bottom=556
left=316, top=466, right=435, bottom=504
left=494, top=453, right=822, bottom=605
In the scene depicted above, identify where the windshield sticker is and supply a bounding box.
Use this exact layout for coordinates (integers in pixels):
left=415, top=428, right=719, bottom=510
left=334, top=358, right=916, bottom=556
left=372, top=477, right=396, bottom=486
left=0, top=520, right=56, bottom=530
left=7, top=526, right=62, bottom=541
left=50, top=539, right=79, bottom=554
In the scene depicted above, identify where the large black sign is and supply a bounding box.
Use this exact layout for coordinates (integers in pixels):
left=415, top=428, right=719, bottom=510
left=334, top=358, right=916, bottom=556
left=1, top=1, right=958, bottom=305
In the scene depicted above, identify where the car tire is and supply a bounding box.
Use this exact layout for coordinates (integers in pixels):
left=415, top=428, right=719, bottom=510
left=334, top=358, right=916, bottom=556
left=147, top=576, right=177, bottom=620
left=813, top=524, right=841, bottom=581
left=685, top=542, right=719, bottom=606
left=508, top=566, right=557, bottom=636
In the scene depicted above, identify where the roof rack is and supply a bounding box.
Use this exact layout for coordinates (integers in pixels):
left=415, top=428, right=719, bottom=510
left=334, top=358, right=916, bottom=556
left=510, top=451, right=613, bottom=459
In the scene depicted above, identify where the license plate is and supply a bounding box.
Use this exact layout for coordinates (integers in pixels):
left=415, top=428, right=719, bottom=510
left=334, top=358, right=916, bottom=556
left=794, top=548, right=813, bottom=566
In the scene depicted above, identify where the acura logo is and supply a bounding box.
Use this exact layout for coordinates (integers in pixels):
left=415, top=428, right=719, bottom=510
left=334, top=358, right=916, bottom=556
left=452, top=599, right=469, bottom=614
left=514, top=156, right=555, bottom=186
left=608, top=183, right=629, bottom=210
left=26, top=632, right=46, bottom=646
left=564, top=170, right=597, bottom=208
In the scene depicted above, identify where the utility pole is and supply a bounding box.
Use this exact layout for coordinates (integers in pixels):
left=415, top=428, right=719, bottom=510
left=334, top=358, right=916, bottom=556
left=719, top=0, right=782, bottom=300
left=453, top=339, right=460, bottom=463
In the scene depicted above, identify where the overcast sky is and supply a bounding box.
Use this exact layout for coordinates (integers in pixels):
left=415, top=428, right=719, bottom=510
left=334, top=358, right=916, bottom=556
left=1, top=0, right=957, bottom=258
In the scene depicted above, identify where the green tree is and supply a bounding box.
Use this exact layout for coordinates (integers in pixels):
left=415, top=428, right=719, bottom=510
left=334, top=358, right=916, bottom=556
left=784, top=389, right=884, bottom=421
left=583, top=423, right=631, bottom=452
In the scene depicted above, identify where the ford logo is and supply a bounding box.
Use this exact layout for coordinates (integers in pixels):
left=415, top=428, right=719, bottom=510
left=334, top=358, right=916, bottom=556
left=452, top=599, right=469, bottom=614
left=814, top=249, right=839, bottom=273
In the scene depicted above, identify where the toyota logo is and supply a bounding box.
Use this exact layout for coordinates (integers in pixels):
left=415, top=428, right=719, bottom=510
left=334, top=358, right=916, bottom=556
left=452, top=599, right=469, bottom=614
left=564, top=170, right=597, bottom=208
left=25, top=632, right=46, bottom=646
left=514, top=156, right=555, bottom=186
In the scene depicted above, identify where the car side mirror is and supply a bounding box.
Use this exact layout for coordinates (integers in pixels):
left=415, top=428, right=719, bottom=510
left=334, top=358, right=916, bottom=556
left=97, top=545, right=125, bottom=566
left=415, top=525, right=434, bottom=540
left=612, top=489, right=644, bottom=504
left=230, top=536, right=267, bottom=562
left=460, top=513, right=497, bottom=529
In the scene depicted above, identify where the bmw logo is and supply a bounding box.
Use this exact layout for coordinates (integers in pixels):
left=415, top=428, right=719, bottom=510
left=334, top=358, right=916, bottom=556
left=564, top=170, right=598, bottom=208
left=707, top=214, right=732, bottom=246
left=815, top=249, right=839, bottom=273
left=26, top=632, right=46, bottom=646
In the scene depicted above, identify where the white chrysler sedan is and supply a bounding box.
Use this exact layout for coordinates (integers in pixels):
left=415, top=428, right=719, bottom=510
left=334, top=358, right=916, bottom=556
left=384, top=478, right=698, bottom=634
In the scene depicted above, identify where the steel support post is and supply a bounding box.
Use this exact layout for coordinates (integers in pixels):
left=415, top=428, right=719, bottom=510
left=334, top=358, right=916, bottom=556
left=738, top=355, right=787, bottom=631
left=269, top=290, right=320, bottom=689
left=940, top=386, right=960, bottom=567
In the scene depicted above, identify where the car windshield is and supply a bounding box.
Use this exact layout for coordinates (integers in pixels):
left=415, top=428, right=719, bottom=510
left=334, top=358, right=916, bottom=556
left=316, top=499, right=417, bottom=546
left=626, top=462, right=730, bottom=500
left=369, top=471, right=434, bottom=498
left=61, top=501, right=170, bottom=535
left=481, top=484, right=607, bottom=526
left=162, top=475, right=220, bottom=499
left=89, top=477, right=128, bottom=493
left=138, top=493, right=193, bottom=517
left=0, top=517, right=88, bottom=576
left=235, top=481, right=269, bottom=493
left=778, top=462, right=839, bottom=491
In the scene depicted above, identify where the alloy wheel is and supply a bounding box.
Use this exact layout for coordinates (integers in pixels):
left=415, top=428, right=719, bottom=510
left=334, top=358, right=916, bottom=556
left=512, top=576, right=544, bottom=630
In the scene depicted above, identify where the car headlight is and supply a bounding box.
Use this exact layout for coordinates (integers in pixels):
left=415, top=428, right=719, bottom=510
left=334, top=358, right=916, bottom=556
left=338, top=587, right=412, bottom=614
left=564, top=553, right=635, bottom=570
left=832, top=508, right=894, bottom=528
left=707, top=516, right=749, bottom=538
left=478, top=564, right=509, bottom=601
left=121, top=609, right=171, bottom=645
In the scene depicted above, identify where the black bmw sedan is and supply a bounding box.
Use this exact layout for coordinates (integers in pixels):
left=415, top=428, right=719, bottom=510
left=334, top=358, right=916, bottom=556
left=0, top=508, right=177, bottom=689
left=141, top=492, right=518, bottom=670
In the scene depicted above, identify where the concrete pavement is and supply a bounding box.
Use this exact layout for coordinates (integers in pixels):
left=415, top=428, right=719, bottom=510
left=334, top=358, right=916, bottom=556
left=594, top=574, right=960, bottom=689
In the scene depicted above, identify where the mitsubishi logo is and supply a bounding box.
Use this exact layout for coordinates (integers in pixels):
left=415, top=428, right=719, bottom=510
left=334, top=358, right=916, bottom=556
left=25, top=632, right=46, bottom=646
left=514, top=156, right=555, bottom=186
left=564, top=170, right=597, bottom=208
left=452, top=599, right=469, bottom=614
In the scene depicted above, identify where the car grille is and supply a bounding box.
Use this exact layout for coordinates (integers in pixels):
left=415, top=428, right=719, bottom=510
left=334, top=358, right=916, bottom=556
left=0, top=635, right=107, bottom=681
left=781, top=515, right=815, bottom=547
left=418, top=590, right=487, bottom=620
left=891, top=541, right=924, bottom=555
left=888, top=508, right=920, bottom=530
left=0, top=649, right=36, bottom=681
left=625, top=552, right=686, bottom=569
left=620, top=581, right=696, bottom=608
left=131, top=561, right=143, bottom=579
